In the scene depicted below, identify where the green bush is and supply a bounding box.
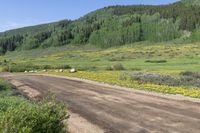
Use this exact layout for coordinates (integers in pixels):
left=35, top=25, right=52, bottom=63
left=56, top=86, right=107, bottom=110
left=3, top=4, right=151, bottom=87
left=0, top=79, right=68, bottom=132
left=0, top=79, right=19, bottom=97
left=0, top=97, right=68, bottom=133
left=121, top=72, right=200, bottom=89
left=145, top=60, right=167, bottom=63
left=107, top=63, right=125, bottom=71
left=180, top=71, right=200, bottom=79
left=54, top=64, right=71, bottom=69
left=129, top=72, right=181, bottom=86
left=0, top=80, right=13, bottom=91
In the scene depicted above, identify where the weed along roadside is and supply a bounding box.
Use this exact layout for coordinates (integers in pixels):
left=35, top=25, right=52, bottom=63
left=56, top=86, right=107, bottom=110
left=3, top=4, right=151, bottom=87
left=1, top=74, right=106, bottom=133
left=0, top=78, right=69, bottom=132
left=37, top=70, right=200, bottom=99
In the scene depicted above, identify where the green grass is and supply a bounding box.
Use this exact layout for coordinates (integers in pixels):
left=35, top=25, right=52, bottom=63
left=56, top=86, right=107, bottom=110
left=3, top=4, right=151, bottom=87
left=1, top=43, right=200, bottom=73
left=1, top=42, right=200, bottom=98
left=0, top=79, right=68, bottom=132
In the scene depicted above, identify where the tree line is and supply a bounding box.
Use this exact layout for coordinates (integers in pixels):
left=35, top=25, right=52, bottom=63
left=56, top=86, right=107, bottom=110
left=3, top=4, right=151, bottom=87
left=0, top=0, right=199, bottom=54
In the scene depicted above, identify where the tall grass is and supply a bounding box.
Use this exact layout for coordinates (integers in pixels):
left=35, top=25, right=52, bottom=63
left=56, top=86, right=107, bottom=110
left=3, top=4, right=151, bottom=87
left=1, top=63, right=71, bottom=72
left=0, top=79, right=68, bottom=132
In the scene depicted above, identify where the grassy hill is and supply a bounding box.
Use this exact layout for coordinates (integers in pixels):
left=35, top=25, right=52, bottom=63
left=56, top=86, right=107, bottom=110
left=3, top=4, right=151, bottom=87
left=0, top=0, right=200, bottom=54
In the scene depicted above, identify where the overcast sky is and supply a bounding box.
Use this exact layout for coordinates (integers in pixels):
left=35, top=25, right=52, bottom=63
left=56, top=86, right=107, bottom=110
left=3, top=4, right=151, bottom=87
left=0, top=0, right=179, bottom=32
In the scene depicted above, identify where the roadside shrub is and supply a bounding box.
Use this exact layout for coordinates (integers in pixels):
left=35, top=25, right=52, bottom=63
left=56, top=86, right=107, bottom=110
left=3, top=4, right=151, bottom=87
left=130, top=72, right=181, bottom=86
left=181, top=77, right=200, bottom=87
left=107, top=63, right=125, bottom=71
left=0, top=80, right=13, bottom=91
left=121, top=72, right=200, bottom=89
left=0, top=79, right=68, bottom=132
left=179, top=71, right=200, bottom=88
left=180, top=71, right=200, bottom=79
left=0, top=97, right=68, bottom=133
left=54, top=64, right=71, bottom=69
left=145, top=60, right=167, bottom=63
left=0, top=79, right=20, bottom=97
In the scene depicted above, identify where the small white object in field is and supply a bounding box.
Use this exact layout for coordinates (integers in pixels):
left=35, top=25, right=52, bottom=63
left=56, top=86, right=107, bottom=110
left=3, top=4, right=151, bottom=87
left=34, top=70, right=38, bottom=73
left=59, top=69, right=63, bottom=72
left=29, top=70, right=34, bottom=73
left=70, top=68, right=76, bottom=73
left=24, top=71, right=28, bottom=73
left=42, top=70, right=47, bottom=72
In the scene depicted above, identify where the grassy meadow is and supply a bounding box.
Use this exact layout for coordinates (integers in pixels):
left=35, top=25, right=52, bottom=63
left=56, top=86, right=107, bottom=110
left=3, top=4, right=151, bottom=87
left=0, top=42, right=200, bottom=98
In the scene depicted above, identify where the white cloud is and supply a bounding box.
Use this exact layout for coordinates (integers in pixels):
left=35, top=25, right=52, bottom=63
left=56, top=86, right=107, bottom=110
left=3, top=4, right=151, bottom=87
left=0, top=19, right=40, bottom=32
left=0, top=19, right=59, bottom=32
left=0, top=22, right=22, bottom=31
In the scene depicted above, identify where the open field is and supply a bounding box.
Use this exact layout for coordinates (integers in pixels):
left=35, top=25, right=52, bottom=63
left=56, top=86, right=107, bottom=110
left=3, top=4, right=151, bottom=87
left=1, top=42, right=200, bottom=73
left=0, top=42, right=200, bottom=98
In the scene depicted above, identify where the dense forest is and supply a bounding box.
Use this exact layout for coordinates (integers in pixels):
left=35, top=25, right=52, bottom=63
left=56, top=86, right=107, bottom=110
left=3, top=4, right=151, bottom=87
left=0, top=0, right=200, bottom=54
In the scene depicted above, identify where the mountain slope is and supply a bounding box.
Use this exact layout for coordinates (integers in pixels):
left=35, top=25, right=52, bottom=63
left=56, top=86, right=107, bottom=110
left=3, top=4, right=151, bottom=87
left=0, top=0, right=200, bottom=54
left=182, top=0, right=200, bottom=6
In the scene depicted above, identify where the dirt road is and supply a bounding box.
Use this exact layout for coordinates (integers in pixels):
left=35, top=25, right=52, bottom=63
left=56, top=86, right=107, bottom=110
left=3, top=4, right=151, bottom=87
left=1, top=73, right=200, bottom=133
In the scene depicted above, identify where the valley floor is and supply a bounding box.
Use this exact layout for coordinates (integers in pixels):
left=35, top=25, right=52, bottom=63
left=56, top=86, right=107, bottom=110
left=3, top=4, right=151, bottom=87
left=1, top=42, right=200, bottom=98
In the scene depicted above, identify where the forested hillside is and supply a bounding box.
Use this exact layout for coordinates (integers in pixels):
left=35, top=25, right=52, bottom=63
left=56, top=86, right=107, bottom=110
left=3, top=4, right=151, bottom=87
left=182, top=0, right=200, bottom=6
left=0, top=0, right=200, bottom=54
